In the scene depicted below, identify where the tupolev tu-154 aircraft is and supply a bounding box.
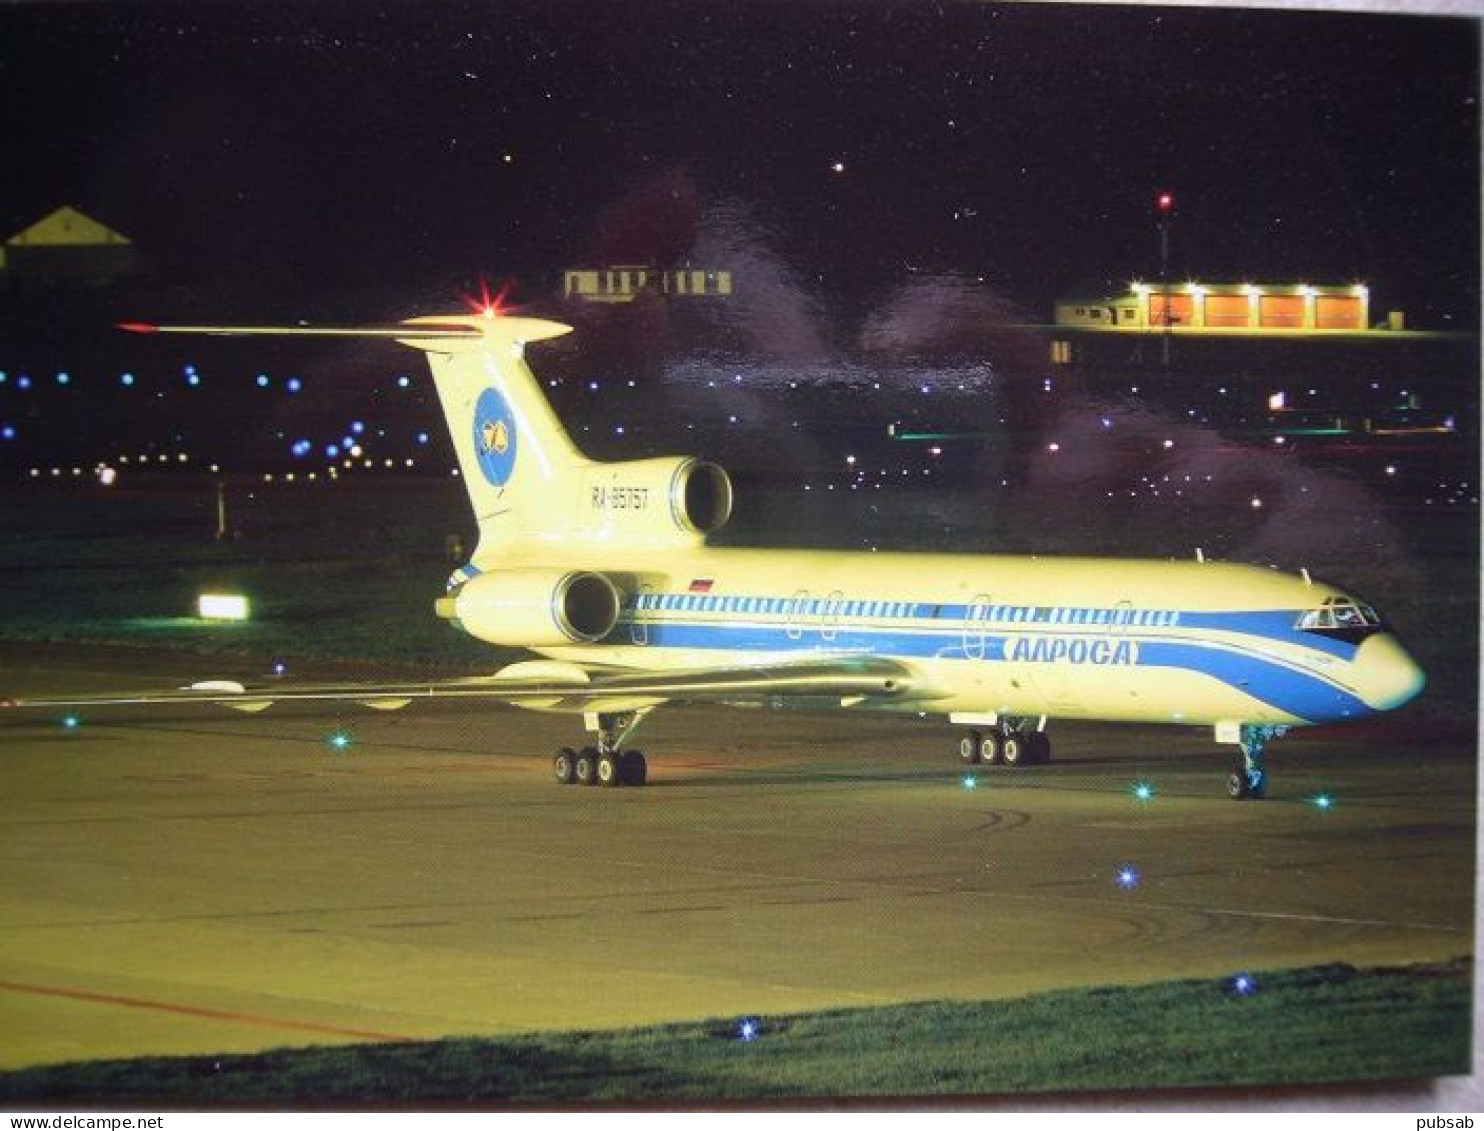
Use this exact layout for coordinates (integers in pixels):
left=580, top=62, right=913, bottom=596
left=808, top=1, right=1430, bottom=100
left=3, top=309, right=1425, bottom=799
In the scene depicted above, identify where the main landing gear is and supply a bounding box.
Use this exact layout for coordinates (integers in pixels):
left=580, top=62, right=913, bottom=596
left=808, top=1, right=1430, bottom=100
left=1226, top=724, right=1285, bottom=801
left=553, top=711, right=649, bottom=788
left=958, top=721, right=1051, bottom=767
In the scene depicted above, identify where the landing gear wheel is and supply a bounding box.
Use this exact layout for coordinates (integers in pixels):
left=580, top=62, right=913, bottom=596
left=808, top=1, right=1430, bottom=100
left=979, top=731, right=1004, bottom=765
left=621, top=749, right=648, bottom=787
left=1002, top=734, right=1028, bottom=766
left=553, top=747, right=577, bottom=785
left=1028, top=732, right=1051, bottom=764
left=597, top=750, right=623, bottom=788
left=1230, top=724, right=1275, bottom=801
left=575, top=746, right=599, bottom=787
left=959, top=731, right=982, bottom=765
left=1227, top=765, right=1266, bottom=799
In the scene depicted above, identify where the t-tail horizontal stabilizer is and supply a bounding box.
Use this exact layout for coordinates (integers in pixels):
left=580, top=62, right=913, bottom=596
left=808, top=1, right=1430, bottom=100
left=116, top=315, right=573, bottom=347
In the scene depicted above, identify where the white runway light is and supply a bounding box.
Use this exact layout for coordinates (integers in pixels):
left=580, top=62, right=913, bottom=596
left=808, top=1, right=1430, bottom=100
left=198, top=593, right=250, bottom=621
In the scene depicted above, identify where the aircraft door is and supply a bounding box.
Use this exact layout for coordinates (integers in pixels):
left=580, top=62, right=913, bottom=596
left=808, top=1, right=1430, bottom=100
left=963, top=594, right=992, bottom=660
left=786, top=589, right=810, bottom=642
left=630, top=584, right=655, bottom=646
left=821, top=590, right=844, bottom=642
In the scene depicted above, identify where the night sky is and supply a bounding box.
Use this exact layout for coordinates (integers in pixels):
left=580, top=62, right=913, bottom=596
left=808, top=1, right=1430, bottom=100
left=1, top=1, right=1478, bottom=325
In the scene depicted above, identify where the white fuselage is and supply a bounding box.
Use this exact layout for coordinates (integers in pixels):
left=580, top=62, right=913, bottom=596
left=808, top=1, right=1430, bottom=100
left=468, top=544, right=1421, bottom=730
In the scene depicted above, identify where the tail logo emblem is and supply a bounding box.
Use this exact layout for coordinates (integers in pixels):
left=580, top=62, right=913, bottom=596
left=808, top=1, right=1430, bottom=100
left=482, top=419, right=509, bottom=456
left=472, top=387, right=518, bottom=487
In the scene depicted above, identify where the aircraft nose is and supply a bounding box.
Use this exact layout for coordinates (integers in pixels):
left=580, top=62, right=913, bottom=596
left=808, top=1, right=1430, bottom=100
left=1351, top=633, right=1425, bottom=711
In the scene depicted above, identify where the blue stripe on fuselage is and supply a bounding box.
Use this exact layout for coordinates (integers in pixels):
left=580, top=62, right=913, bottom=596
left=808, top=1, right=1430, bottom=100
left=631, top=596, right=1358, bottom=661
left=613, top=605, right=1367, bottom=723
left=1135, top=640, right=1369, bottom=722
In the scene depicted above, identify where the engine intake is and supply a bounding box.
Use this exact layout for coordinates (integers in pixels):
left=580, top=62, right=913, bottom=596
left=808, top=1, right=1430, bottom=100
left=439, top=569, right=621, bottom=646
left=673, top=459, right=733, bottom=535
left=581, top=456, right=732, bottom=542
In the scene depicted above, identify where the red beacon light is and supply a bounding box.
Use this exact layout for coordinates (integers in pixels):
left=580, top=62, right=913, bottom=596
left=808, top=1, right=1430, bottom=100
left=466, top=280, right=511, bottom=321
left=1156, top=191, right=1176, bottom=214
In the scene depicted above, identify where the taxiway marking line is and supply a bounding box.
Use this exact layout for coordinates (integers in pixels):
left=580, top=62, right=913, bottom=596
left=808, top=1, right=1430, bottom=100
left=1191, top=905, right=1470, bottom=932
left=0, top=979, right=415, bottom=1043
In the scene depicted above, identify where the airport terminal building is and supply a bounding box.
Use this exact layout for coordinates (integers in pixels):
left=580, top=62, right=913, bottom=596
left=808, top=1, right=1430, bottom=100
left=564, top=265, right=734, bottom=304
left=1055, top=281, right=1379, bottom=333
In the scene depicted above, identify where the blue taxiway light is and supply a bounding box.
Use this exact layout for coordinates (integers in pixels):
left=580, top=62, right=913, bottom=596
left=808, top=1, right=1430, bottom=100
left=736, top=1018, right=762, bottom=1042
left=1230, top=973, right=1258, bottom=996
left=1116, top=866, right=1140, bottom=890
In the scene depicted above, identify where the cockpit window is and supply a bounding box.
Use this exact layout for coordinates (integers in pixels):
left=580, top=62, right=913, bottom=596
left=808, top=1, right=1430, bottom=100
left=1296, top=597, right=1384, bottom=642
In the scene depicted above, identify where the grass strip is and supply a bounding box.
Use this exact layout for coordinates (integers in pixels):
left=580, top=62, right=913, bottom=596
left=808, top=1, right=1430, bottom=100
left=1, top=958, right=1470, bottom=1105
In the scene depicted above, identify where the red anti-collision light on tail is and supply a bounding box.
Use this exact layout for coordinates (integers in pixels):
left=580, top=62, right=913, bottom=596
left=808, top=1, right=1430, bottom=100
left=465, top=280, right=513, bottom=321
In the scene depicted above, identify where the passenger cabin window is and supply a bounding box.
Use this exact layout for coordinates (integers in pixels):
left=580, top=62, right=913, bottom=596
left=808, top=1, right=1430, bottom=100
left=1295, top=597, right=1384, bottom=644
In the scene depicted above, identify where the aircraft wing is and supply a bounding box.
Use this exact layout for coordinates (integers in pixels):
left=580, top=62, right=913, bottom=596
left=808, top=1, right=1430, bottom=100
left=1, top=655, right=926, bottom=716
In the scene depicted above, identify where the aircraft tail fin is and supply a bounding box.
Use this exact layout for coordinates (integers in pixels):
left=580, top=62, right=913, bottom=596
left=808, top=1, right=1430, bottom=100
left=122, top=314, right=588, bottom=556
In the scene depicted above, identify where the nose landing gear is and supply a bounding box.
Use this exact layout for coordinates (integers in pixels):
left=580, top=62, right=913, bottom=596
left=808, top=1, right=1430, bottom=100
left=1225, top=724, right=1286, bottom=800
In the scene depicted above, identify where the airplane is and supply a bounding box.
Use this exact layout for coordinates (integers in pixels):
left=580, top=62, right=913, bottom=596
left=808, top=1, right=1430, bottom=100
left=1, top=308, right=1426, bottom=799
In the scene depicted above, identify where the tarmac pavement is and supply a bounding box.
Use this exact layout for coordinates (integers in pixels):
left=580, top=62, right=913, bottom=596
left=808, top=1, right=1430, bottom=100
left=0, top=646, right=1473, bottom=1070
